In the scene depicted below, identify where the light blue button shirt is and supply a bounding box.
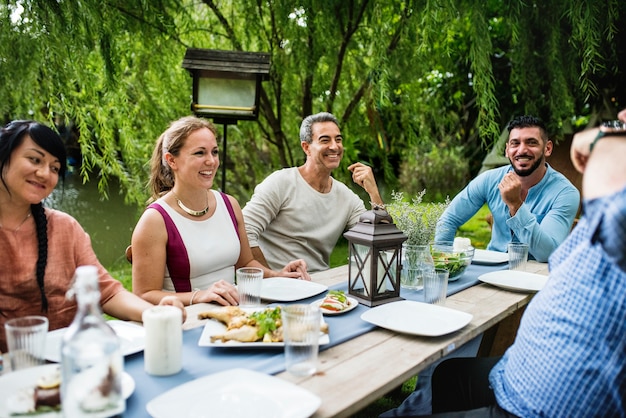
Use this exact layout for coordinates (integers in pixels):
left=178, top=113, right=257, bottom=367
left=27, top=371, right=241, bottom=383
left=489, top=186, right=626, bottom=417
left=435, top=164, right=580, bottom=262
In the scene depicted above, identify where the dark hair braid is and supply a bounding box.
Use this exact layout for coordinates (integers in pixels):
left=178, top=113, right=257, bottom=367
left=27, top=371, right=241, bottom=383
left=32, top=202, right=49, bottom=312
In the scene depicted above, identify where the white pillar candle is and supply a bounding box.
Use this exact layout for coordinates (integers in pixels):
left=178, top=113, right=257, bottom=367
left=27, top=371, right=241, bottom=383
left=142, top=306, right=182, bottom=376
left=454, top=237, right=472, bottom=252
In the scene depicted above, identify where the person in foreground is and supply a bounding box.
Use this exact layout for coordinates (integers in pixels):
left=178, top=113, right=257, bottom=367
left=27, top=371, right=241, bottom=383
left=0, top=120, right=185, bottom=352
left=397, top=109, right=626, bottom=417
left=242, top=112, right=384, bottom=273
left=131, top=116, right=310, bottom=308
left=435, top=115, right=580, bottom=262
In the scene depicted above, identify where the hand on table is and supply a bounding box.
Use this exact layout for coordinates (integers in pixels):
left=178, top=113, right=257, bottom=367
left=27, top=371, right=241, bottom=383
left=194, top=280, right=239, bottom=306
left=279, top=259, right=311, bottom=281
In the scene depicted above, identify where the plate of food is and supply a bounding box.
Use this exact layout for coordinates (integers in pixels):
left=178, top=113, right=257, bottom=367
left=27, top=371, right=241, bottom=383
left=478, top=270, right=548, bottom=292
left=472, top=249, right=509, bottom=265
left=44, top=320, right=146, bottom=363
left=146, top=368, right=321, bottom=418
left=360, top=300, right=473, bottom=337
left=197, top=306, right=330, bottom=348
left=260, top=278, right=328, bottom=302
left=311, top=290, right=358, bottom=315
left=1, top=364, right=135, bottom=417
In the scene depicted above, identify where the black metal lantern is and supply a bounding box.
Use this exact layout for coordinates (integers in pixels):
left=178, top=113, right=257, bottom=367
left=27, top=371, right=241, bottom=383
left=343, top=207, right=407, bottom=307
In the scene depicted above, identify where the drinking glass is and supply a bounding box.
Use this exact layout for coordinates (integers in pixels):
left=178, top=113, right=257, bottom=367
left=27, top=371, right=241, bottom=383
left=6, top=316, right=48, bottom=371
left=423, top=268, right=449, bottom=305
left=236, top=267, right=263, bottom=308
left=508, top=243, right=529, bottom=271
left=282, top=305, right=321, bottom=376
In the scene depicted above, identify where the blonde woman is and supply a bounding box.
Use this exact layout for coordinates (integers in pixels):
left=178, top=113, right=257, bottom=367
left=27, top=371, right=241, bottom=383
left=131, top=116, right=310, bottom=307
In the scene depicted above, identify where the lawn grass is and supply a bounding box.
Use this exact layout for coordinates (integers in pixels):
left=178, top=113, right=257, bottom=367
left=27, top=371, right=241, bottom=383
left=106, top=206, right=493, bottom=417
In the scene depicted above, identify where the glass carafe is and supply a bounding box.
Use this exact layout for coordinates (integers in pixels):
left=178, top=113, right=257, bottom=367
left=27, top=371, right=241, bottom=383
left=400, top=244, right=435, bottom=290
left=61, top=265, right=124, bottom=417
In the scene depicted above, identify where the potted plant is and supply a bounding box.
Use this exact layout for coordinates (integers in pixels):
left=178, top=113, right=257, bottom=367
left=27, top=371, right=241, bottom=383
left=386, top=190, right=450, bottom=290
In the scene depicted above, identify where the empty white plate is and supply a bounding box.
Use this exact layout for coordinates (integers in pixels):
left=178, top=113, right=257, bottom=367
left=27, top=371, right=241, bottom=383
left=261, top=278, right=328, bottom=301
left=360, top=300, right=473, bottom=337
left=45, top=320, right=146, bottom=362
left=478, top=270, right=548, bottom=292
left=472, top=249, right=509, bottom=265
left=146, top=368, right=321, bottom=418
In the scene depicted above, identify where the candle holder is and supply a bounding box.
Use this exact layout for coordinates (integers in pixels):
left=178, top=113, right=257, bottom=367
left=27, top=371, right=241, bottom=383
left=343, top=206, right=407, bottom=307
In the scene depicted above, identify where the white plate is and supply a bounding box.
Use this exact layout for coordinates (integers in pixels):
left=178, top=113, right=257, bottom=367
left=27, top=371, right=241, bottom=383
left=0, top=364, right=135, bottom=417
left=360, top=300, right=473, bottom=337
left=478, top=270, right=548, bottom=292
left=311, top=296, right=359, bottom=315
left=198, top=314, right=330, bottom=348
left=146, top=368, right=321, bottom=418
left=44, top=320, right=146, bottom=363
left=472, top=249, right=509, bottom=265
left=261, top=278, right=328, bottom=302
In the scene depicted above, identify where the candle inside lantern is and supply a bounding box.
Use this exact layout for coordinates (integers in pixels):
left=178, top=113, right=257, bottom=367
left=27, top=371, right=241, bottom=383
left=142, top=305, right=182, bottom=376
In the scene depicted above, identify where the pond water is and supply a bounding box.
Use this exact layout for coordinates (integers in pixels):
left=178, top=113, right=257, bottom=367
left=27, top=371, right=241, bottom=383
left=47, top=172, right=143, bottom=269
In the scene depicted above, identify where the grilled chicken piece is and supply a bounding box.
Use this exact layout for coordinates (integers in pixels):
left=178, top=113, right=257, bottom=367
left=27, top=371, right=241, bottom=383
left=200, top=305, right=329, bottom=344
left=210, top=324, right=259, bottom=343
left=198, top=306, right=247, bottom=328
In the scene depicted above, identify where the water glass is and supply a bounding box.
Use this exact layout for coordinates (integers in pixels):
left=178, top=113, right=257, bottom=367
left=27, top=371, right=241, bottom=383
left=5, top=316, right=48, bottom=371
left=236, top=267, right=263, bottom=308
left=508, top=243, right=529, bottom=271
left=423, top=268, right=449, bottom=305
left=282, top=305, right=321, bottom=377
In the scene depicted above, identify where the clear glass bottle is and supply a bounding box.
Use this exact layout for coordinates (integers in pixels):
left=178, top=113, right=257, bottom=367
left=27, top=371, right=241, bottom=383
left=61, top=265, right=124, bottom=418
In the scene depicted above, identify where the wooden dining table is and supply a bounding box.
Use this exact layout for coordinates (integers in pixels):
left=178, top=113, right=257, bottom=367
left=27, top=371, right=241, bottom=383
left=181, top=261, right=549, bottom=418
left=0, top=261, right=548, bottom=417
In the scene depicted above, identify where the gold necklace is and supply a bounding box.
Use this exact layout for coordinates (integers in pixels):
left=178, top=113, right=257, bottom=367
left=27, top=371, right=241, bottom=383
left=0, top=212, right=32, bottom=233
left=171, top=191, right=209, bottom=217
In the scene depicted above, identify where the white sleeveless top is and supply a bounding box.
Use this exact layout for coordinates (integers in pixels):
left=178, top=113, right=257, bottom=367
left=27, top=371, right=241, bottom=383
left=155, top=190, right=240, bottom=291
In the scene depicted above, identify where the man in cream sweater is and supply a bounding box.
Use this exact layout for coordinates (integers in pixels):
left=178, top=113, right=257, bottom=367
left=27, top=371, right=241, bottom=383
left=242, top=112, right=383, bottom=273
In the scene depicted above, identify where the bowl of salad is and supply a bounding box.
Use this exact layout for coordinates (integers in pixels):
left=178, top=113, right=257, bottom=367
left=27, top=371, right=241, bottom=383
left=430, top=241, right=475, bottom=281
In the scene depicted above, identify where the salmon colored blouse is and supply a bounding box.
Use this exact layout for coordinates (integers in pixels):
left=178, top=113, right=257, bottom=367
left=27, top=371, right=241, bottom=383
left=0, top=208, right=123, bottom=352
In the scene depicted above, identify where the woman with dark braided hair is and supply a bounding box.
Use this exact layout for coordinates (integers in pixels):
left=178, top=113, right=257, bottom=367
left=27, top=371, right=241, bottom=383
left=0, top=120, right=184, bottom=352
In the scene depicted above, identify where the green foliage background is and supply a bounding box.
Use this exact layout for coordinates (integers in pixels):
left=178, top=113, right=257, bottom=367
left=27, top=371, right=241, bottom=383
left=1, top=0, right=624, bottom=206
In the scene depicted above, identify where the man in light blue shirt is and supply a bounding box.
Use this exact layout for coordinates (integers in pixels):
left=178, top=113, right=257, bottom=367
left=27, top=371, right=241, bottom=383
left=436, top=115, right=580, bottom=262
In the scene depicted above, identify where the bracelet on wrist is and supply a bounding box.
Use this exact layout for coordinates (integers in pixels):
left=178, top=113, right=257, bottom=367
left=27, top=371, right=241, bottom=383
left=189, top=289, right=200, bottom=306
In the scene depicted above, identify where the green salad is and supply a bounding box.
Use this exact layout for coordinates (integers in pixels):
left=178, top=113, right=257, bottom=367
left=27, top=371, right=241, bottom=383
left=249, top=306, right=282, bottom=338
left=431, top=250, right=470, bottom=279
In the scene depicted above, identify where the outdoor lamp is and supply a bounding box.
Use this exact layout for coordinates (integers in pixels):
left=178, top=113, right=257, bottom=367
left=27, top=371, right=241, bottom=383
left=182, top=48, right=270, bottom=121
left=182, top=48, right=270, bottom=191
left=343, top=206, right=407, bottom=307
